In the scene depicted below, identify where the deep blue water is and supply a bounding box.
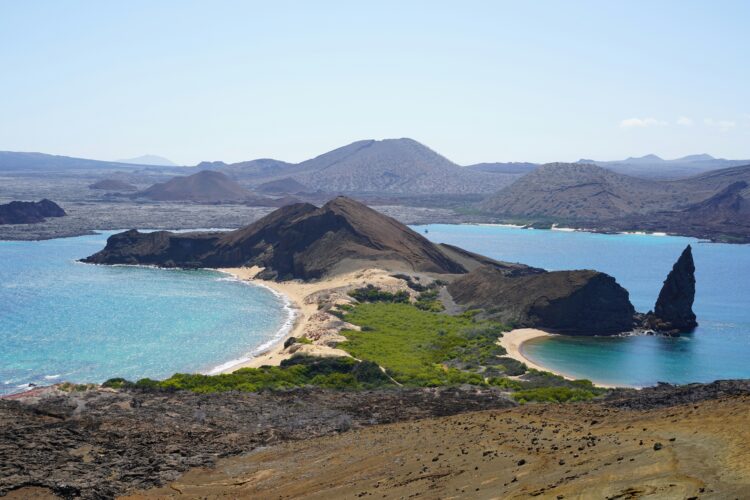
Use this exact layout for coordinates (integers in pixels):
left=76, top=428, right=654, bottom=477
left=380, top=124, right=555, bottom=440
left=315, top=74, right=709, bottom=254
left=0, top=232, right=291, bottom=396
left=414, top=224, right=750, bottom=387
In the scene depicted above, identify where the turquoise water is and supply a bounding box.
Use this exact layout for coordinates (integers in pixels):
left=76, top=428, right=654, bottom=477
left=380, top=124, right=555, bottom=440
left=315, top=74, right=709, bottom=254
left=0, top=232, right=291, bottom=396
left=414, top=224, right=750, bottom=387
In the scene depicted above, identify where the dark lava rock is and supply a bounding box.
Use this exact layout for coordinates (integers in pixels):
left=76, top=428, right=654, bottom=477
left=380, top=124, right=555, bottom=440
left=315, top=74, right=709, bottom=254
left=604, top=379, right=750, bottom=410
left=644, top=245, right=697, bottom=333
left=82, top=196, right=467, bottom=280
left=0, top=199, right=66, bottom=225
left=89, top=179, right=138, bottom=191
left=0, top=386, right=514, bottom=499
left=447, top=265, right=635, bottom=334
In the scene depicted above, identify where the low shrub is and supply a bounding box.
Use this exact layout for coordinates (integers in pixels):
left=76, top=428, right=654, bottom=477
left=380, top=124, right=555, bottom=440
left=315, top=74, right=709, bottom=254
left=511, top=386, right=599, bottom=404
left=349, top=285, right=410, bottom=304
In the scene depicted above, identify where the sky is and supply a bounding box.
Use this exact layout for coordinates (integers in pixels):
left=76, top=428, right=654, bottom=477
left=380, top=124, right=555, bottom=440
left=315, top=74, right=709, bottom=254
left=1, top=0, right=748, bottom=166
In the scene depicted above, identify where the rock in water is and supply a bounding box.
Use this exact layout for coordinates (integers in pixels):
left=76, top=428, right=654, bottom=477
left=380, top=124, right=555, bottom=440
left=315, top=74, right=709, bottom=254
left=652, top=245, right=697, bottom=333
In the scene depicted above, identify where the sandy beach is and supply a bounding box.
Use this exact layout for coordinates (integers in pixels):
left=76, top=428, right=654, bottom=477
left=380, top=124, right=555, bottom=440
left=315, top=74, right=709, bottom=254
left=500, top=328, right=619, bottom=388
left=499, top=328, right=557, bottom=373
left=217, top=269, right=621, bottom=388
left=215, top=267, right=412, bottom=372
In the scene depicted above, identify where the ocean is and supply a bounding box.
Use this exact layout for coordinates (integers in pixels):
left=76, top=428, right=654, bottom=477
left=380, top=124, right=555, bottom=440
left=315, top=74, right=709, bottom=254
left=0, top=231, right=291, bottom=396
left=415, top=224, right=750, bottom=387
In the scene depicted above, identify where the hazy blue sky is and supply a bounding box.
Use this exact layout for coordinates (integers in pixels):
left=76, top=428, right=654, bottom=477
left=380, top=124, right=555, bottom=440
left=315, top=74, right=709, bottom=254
left=1, top=1, right=748, bottom=165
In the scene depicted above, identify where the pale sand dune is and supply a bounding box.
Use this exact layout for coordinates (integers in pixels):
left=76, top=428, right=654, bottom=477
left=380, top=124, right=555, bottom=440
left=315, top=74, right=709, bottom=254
left=216, top=267, right=411, bottom=371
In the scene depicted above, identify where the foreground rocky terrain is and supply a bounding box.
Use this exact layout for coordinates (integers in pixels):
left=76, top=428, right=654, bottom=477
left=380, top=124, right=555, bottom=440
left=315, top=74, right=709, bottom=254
left=0, top=386, right=515, bottom=499
left=2, top=381, right=749, bottom=499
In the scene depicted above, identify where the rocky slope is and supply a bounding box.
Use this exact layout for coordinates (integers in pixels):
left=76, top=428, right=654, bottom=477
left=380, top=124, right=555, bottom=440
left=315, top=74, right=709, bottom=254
left=610, top=180, right=750, bottom=242
left=0, top=199, right=66, bottom=225
left=480, top=163, right=682, bottom=220
left=133, top=170, right=274, bottom=204
left=447, top=265, right=635, bottom=334
left=0, top=385, right=514, bottom=499
left=481, top=162, right=750, bottom=241
left=83, top=197, right=468, bottom=279
left=3, top=381, right=749, bottom=499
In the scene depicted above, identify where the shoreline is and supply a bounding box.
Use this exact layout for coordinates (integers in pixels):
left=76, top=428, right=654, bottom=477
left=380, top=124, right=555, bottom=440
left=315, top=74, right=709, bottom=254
left=211, top=267, right=407, bottom=372
left=212, top=267, right=339, bottom=372
left=500, top=328, right=620, bottom=389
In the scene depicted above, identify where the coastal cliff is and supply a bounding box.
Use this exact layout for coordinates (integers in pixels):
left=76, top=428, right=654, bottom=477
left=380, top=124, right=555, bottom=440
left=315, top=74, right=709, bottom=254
left=447, top=265, right=635, bottom=334
left=0, top=199, right=66, bottom=225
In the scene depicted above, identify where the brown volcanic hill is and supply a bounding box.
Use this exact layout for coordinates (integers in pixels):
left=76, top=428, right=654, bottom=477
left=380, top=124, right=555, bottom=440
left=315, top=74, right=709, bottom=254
left=89, top=179, right=138, bottom=191
left=134, top=170, right=270, bottom=203
left=480, top=163, right=683, bottom=220
left=447, top=265, right=635, bottom=334
left=83, top=196, right=467, bottom=280
left=214, top=139, right=520, bottom=195
left=0, top=199, right=66, bottom=225
left=483, top=162, right=750, bottom=220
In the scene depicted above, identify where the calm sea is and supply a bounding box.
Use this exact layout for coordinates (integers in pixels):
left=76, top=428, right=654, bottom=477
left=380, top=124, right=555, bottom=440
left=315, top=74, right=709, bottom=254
left=415, top=224, right=750, bottom=387
left=0, top=231, right=291, bottom=396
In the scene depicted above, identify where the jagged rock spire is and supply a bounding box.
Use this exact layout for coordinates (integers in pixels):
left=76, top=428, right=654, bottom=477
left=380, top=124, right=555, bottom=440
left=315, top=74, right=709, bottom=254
left=653, top=245, right=697, bottom=333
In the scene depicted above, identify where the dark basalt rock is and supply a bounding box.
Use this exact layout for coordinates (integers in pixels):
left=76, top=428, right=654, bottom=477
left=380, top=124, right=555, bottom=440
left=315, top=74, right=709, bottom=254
left=0, top=199, right=66, bottom=225
left=642, top=245, right=697, bottom=334
left=447, top=265, right=635, bottom=334
left=83, top=197, right=467, bottom=280
left=0, top=386, right=515, bottom=499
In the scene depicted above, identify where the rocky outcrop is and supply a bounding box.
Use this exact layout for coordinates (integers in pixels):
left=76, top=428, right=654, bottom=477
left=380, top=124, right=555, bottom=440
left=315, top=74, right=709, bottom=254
left=447, top=265, right=635, bottom=334
left=0, top=199, right=66, bottom=225
left=83, top=197, right=467, bottom=279
left=643, top=245, right=697, bottom=333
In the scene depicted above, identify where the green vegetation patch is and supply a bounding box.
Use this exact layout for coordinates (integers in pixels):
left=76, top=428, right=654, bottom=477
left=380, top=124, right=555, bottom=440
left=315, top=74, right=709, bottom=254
left=349, top=285, right=410, bottom=304
left=102, top=355, right=392, bottom=393
left=338, top=302, right=510, bottom=386
left=511, top=386, right=599, bottom=404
